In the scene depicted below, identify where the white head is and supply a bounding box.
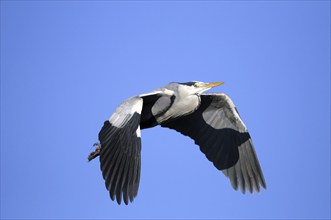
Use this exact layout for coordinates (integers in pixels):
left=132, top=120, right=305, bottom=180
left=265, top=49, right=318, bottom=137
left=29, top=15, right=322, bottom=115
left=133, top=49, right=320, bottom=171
left=174, top=81, right=224, bottom=95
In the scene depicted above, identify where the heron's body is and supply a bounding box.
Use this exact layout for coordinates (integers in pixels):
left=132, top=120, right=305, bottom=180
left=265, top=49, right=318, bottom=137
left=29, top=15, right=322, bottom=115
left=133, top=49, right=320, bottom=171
left=89, top=81, right=266, bottom=205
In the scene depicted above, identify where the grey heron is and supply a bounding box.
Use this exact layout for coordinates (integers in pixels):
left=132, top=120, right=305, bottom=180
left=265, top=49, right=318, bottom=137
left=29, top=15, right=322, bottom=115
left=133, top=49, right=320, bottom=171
left=89, top=81, right=266, bottom=205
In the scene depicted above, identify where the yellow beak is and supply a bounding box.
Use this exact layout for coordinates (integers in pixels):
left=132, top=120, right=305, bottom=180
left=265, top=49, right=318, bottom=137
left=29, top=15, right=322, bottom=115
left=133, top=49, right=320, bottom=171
left=204, top=82, right=224, bottom=89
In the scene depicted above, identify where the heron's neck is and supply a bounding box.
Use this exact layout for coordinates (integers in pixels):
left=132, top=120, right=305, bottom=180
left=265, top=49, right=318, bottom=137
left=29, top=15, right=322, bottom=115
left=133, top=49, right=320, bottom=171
left=156, top=94, right=200, bottom=123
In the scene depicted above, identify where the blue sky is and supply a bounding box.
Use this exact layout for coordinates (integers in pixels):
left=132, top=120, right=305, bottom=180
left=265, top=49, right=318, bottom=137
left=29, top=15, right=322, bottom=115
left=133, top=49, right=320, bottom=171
left=1, top=1, right=330, bottom=219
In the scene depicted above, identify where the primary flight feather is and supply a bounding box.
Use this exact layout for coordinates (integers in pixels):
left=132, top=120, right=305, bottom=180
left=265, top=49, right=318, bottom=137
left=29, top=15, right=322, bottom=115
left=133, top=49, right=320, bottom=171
left=89, top=81, right=266, bottom=204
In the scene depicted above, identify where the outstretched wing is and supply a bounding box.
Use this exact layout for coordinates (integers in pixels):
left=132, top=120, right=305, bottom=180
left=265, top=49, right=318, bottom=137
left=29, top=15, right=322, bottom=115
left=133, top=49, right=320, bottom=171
left=99, top=96, right=143, bottom=205
left=161, top=93, right=266, bottom=193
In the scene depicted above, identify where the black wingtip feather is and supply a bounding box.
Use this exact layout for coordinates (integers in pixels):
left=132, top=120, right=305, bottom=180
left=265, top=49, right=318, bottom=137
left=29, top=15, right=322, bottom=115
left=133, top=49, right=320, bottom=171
left=98, top=114, right=142, bottom=205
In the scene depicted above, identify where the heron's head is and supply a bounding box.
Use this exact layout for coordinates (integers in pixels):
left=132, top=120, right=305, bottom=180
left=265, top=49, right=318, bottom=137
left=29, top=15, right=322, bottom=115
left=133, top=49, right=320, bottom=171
left=177, top=81, right=224, bottom=95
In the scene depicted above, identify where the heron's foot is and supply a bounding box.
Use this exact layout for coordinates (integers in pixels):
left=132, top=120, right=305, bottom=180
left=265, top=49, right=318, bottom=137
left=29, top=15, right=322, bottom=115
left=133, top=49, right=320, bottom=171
left=88, top=143, right=101, bottom=162
left=93, top=142, right=101, bottom=147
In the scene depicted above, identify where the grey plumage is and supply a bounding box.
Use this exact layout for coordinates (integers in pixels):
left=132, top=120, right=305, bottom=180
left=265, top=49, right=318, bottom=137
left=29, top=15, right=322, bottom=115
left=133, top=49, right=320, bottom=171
left=89, top=81, right=266, bottom=205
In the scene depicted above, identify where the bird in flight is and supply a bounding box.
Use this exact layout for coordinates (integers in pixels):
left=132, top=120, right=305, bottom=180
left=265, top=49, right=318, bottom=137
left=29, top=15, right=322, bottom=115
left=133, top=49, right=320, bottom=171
left=89, top=81, right=266, bottom=205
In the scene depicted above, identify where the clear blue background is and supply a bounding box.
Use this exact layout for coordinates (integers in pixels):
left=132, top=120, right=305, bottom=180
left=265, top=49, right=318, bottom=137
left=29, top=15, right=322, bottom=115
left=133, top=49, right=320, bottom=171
left=1, top=1, right=330, bottom=219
